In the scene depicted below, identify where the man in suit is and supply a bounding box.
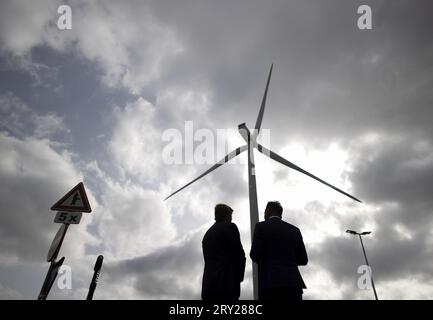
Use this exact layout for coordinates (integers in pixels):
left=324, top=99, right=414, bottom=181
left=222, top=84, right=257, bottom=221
left=202, top=204, right=246, bottom=300
left=250, top=201, right=308, bottom=300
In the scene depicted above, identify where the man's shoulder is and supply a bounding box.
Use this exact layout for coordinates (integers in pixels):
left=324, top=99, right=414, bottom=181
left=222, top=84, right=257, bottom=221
left=203, top=222, right=238, bottom=240
left=214, top=222, right=240, bottom=232
left=204, top=222, right=220, bottom=236
left=228, top=222, right=240, bottom=232
left=262, top=219, right=301, bottom=232
left=284, top=221, right=300, bottom=231
left=282, top=221, right=302, bottom=235
left=255, top=221, right=267, bottom=229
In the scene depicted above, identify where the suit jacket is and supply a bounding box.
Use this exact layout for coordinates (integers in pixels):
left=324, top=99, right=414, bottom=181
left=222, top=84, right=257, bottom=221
left=202, top=222, right=246, bottom=300
left=250, top=217, right=308, bottom=292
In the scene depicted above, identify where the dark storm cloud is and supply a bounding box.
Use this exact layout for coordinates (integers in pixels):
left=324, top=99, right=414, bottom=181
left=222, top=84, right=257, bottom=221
left=3, top=0, right=431, bottom=146
left=309, top=205, right=433, bottom=296
left=0, top=91, right=69, bottom=140
left=210, top=161, right=248, bottom=200
left=104, top=230, right=204, bottom=299
left=350, top=136, right=433, bottom=227
left=299, top=127, right=433, bottom=298
left=145, top=0, right=433, bottom=146
left=304, top=135, right=433, bottom=296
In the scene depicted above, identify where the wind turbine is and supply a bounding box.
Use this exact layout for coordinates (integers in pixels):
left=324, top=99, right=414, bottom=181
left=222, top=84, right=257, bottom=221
left=165, top=64, right=362, bottom=299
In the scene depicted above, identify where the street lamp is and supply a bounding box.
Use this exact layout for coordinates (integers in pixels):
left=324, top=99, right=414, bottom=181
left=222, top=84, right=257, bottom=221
left=346, top=229, right=378, bottom=300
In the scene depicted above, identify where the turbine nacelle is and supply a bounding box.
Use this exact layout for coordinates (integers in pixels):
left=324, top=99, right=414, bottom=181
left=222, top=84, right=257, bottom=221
left=238, top=123, right=256, bottom=144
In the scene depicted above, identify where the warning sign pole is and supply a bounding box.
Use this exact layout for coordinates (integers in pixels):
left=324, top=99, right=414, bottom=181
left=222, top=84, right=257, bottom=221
left=37, top=182, right=92, bottom=300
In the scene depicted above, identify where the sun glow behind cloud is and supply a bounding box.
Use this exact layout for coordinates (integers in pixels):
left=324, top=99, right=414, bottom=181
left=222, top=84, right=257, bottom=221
left=254, top=141, right=353, bottom=208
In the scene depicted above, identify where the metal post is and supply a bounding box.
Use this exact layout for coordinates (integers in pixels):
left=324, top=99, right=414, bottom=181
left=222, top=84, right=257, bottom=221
left=358, top=234, right=378, bottom=300
left=37, top=257, right=65, bottom=300
left=87, top=255, right=104, bottom=300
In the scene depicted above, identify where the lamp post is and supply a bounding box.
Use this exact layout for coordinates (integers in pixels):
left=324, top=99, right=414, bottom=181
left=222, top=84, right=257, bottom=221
left=346, top=229, right=378, bottom=300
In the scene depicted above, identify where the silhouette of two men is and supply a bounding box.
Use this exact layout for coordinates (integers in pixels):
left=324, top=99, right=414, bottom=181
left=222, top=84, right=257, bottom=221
left=202, top=202, right=308, bottom=300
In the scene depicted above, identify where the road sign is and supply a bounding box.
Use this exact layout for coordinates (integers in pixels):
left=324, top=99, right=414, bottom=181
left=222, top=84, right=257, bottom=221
left=51, top=182, right=92, bottom=213
left=54, top=211, right=82, bottom=224
left=47, top=223, right=69, bottom=262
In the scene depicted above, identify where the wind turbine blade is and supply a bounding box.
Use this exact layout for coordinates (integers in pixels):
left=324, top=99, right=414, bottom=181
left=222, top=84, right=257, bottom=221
left=254, top=64, right=273, bottom=135
left=164, top=145, right=248, bottom=200
left=257, top=144, right=362, bottom=203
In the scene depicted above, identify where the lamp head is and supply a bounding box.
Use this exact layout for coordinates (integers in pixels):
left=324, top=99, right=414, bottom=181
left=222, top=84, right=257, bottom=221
left=346, top=229, right=358, bottom=235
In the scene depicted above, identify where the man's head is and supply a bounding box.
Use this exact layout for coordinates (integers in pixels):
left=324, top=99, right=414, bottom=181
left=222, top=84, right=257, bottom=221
left=264, top=201, right=283, bottom=220
left=215, top=203, right=233, bottom=223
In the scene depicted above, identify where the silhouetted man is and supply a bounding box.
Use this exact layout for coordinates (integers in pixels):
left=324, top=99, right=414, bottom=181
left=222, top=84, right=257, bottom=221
left=250, top=201, right=308, bottom=300
left=202, top=204, right=246, bottom=300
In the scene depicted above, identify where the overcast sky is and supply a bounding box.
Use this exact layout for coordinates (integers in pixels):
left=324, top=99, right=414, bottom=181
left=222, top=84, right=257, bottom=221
left=1, top=0, right=433, bottom=300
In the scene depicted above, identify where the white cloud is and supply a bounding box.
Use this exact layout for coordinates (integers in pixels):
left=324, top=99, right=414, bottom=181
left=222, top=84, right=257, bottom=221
left=302, top=265, right=349, bottom=300
left=0, top=128, right=178, bottom=298
left=109, top=97, right=161, bottom=182
left=0, top=92, right=69, bottom=139
left=0, top=132, right=102, bottom=299
left=0, top=0, right=61, bottom=56
left=0, top=0, right=184, bottom=94
left=109, top=87, right=214, bottom=183
left=97, top=179, right=177, bottom=259
left=378, top=277, right=433, bottom=300
left=0, top=132, right=99, bottom=262
left=69, top=1, right=184, bottom=92
left=33, top=113, right=67, bottom=138
left=104, top=94, right=213, bottom=260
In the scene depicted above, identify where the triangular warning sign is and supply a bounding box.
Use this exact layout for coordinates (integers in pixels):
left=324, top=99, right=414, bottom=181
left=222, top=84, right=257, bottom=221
left=50, top=182, right=92, bottom=213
